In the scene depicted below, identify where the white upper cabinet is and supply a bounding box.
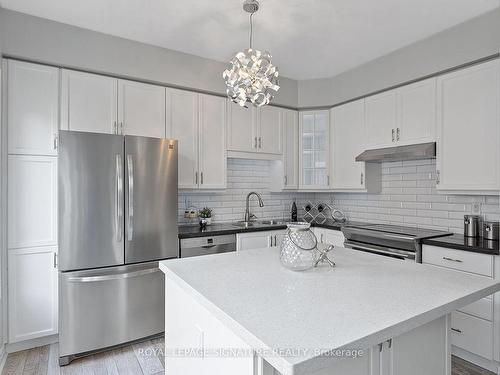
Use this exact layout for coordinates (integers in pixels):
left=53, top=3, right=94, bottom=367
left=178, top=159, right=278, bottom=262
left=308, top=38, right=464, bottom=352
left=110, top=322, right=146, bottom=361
left=227, top=103, right=256, bottom=153
left=8, top=246, right=58, bottom=343
left=331, top=99, right=366, bottom=190
left=227, top=102, right=283, bottom=156
left=118, top=80, right=166, bottom=138
left=198, top=94, right=227, bottom=189
left=436, top=59, right=500, bottom=192
left=167, top=88, right=199, bottom=189
left=8, top=60, right=59, bottom=156
left=8, top=155, right=58, bottom=249
left=396, top=78, right=436, bottom=145
left=258, top=105, right=283, bottom=154
left=283, top=109, right=299, bottom=189
left=61, top=70, right=118, bottom=134
left=365, top=90, right=397, bottom=149
left=299, top=110, right=330, bottom=190
left=365, top=79, right=436, bottom=149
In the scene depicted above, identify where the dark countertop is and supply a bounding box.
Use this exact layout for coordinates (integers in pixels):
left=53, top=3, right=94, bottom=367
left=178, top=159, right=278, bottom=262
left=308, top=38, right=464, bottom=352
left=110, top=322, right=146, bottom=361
left=178, top=219, right=358, bottom=239
left=422, top=234, right=499, bottom=255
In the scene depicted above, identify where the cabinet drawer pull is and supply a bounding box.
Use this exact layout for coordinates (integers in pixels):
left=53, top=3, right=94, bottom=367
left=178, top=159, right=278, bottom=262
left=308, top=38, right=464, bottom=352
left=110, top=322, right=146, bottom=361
left=451, top=328, right=462, bottom=334
left=443, top=256, right=463, bottom=263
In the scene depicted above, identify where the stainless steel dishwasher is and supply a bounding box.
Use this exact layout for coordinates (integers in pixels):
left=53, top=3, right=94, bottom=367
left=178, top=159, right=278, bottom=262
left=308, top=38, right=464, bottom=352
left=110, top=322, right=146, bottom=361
left=180, top=234, right=236, bottom=258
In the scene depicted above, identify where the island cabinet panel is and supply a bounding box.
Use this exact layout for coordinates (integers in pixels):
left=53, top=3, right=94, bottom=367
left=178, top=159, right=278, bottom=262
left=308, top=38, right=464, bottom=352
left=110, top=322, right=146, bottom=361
left=165, top=276, right=254, bottom=375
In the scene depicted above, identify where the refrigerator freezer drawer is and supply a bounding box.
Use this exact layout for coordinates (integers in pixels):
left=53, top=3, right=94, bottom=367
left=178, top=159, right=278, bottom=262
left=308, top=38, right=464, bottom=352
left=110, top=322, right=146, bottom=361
left=59, top=262, right=164, bottom=362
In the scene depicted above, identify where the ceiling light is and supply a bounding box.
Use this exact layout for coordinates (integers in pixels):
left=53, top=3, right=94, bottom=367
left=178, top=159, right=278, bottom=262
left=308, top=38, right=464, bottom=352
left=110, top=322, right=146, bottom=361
left=222, top=0, right=280, bottom=107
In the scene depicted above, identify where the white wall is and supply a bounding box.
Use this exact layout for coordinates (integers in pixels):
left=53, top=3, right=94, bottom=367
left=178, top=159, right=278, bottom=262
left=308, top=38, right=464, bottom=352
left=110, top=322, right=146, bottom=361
left=0, top=8, right=298, bottom=108
left=298, top=8, right=500, bottom=108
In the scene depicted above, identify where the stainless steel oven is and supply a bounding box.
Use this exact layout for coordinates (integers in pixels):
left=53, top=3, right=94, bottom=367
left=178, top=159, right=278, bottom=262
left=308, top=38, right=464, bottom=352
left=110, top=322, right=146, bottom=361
left=342, top=224, right=452, bottom=263
left=344, top=240, right=416, bottom=261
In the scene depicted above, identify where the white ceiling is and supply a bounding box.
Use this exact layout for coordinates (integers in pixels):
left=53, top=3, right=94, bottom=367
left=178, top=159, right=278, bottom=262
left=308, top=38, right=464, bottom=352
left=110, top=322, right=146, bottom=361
left=1, top=0, right=499, bottom=80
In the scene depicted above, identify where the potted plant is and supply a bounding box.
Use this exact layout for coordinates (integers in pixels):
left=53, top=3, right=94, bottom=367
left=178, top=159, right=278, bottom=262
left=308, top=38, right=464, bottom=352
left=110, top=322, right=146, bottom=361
left=199, top=207, right=213, bottom=226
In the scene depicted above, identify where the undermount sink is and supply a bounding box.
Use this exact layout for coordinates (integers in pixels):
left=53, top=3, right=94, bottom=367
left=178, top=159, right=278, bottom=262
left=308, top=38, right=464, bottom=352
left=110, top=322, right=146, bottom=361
left=231, top=219, right=287, bottom=228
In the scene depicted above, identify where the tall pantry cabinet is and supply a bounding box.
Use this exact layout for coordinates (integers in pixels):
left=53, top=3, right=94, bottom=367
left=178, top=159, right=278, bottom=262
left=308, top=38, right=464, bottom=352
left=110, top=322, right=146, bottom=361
left=5, top=60, right=59, bottom=343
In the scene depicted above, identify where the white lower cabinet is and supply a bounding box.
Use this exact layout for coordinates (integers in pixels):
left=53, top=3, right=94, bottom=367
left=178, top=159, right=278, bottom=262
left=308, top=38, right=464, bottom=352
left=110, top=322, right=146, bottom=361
left=237, top=230, right=285, bottom=251
left=313, top=228, right=345, bottom=247
left=8, top=246, right=58, bottom=343
left=422, top=244, right=498, bottom=365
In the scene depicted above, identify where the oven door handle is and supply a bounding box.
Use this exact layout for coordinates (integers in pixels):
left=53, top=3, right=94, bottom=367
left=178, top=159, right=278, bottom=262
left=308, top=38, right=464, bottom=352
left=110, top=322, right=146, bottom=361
left=344, top=241, right=416, bottom=260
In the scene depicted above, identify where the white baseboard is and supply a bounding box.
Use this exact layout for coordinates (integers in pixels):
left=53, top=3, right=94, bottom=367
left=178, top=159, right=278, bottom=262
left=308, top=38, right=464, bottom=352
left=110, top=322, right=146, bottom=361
left=452, top=345, right=500, bottom=373
left=6, top=334, right=58, bottom=353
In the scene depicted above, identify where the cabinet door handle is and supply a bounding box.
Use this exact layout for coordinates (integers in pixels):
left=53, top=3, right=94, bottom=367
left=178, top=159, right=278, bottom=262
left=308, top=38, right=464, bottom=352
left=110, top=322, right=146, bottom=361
left=320, top=233, right=324, bottom=243
left=436, top=170, right=440, bottom=185
left=258, top=137, right=262, bottom=149
left=53, top=253, right=58, bottom=269
left=392, top=129, right=395, bottom=142
left=113, top=121, right=117, bottom=134
left=360, top=172, right=364, bottom=185
left=274, top=235, right=277, bottom=247
left=254, top=137, right=258, bottom=148
left=396, top=128, right=400, bottom=141
left=443, top=257, right=463, bottom=263
left=327, top=175, right=330, bottom=186
left=387, top=339, right=392, bottom=349
left=284, top=175, right=287, bottom=185
left=119, top=122, right=124, bottom=135
left=201, top=172, right=204, bottom=185
left=269, top=236, right=273, bottom=247
left=451, top=328, right=462, bottom=334
left=195, top=172, right=198, bottom=185
left=53, top=134, right=58, bottom=150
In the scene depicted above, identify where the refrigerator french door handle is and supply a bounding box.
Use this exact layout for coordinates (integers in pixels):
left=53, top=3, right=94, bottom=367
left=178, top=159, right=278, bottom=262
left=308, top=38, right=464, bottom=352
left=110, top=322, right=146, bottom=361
left=127, top=154, right=134, bottom=241
left=115, top=155, right=123, bottom=242
left=67, top=267, right=160, bottom=283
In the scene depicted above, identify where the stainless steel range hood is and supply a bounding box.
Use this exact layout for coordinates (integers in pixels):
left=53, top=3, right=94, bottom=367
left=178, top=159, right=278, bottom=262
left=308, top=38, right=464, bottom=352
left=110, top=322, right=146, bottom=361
left=355, top=142, right=436, bottom=162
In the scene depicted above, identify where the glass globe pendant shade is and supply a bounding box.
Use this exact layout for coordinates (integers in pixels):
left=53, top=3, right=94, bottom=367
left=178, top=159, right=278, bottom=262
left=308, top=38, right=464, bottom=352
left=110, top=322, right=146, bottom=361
left=223, top=48, right=280, bottom=107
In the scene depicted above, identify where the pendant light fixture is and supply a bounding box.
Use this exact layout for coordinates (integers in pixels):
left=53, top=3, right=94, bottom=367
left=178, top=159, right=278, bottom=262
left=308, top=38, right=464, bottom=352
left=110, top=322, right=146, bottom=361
left=223, top=0, right=280, bottom=107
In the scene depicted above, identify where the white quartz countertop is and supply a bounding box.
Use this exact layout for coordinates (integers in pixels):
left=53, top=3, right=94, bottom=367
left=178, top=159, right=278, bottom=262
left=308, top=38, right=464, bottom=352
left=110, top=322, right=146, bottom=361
left=160, top=247, right=500, bottom=375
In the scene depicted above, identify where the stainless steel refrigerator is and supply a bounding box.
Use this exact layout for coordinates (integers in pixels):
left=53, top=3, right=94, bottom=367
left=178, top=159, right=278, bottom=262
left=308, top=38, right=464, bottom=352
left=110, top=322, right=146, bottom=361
left=58, top=131, right=178, bottom=365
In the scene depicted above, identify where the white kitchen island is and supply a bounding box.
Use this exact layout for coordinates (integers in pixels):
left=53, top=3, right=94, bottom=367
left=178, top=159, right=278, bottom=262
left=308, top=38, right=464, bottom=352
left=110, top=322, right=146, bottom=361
left=159, top=247, right=500, bottom=375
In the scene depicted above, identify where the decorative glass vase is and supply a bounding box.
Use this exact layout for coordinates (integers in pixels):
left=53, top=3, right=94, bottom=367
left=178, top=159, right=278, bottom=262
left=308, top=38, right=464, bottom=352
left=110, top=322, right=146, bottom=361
left=279, top=222, right=318, bottom=271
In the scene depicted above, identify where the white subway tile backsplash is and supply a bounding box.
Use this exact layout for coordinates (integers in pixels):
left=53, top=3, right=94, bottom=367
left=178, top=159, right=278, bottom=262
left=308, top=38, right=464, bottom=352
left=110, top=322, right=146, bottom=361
left=180, top=158, right=499, bottom=234
left=328, top=159, right=499, bottom=234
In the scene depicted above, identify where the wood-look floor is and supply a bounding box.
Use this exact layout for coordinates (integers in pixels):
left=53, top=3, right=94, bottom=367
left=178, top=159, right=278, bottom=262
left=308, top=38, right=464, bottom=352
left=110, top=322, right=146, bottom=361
left=1, top=336, right=495, bottom=375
